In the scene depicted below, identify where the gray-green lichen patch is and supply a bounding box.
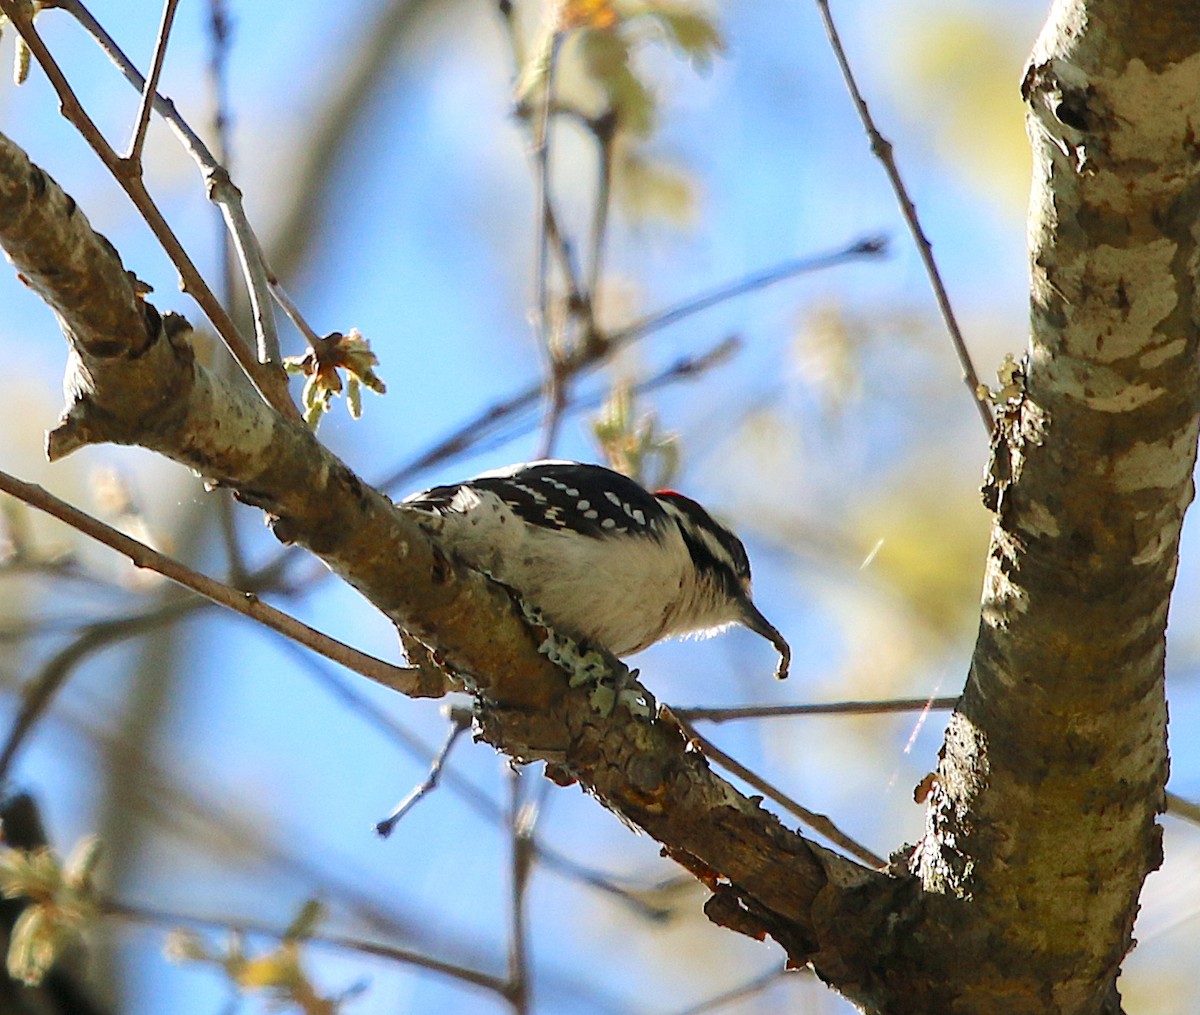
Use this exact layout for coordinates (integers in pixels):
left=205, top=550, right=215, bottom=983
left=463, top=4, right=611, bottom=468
left=520, top=600, right=653, bottom=718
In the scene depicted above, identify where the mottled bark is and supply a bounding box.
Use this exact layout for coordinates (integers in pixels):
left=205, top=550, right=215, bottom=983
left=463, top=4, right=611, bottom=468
left=910, top=1, right=1200, bottom=1012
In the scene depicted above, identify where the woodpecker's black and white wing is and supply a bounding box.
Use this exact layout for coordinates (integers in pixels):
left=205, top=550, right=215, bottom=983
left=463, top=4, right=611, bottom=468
left=402, top=460, right=672, bottom=540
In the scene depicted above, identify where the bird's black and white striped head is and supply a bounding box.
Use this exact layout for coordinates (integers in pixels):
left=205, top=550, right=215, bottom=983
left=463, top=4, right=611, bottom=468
left=652, top=489, right=789, bottom=678
left=653, top=489, right=752, bottom=596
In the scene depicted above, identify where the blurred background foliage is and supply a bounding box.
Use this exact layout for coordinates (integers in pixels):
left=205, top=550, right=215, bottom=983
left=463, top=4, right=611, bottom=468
left=0, top=1, right=1197, bottom=1013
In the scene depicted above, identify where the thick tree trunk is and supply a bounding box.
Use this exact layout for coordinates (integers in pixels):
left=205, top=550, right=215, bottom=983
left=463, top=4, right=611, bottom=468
left=907, top=2, right=1200, bottom=1011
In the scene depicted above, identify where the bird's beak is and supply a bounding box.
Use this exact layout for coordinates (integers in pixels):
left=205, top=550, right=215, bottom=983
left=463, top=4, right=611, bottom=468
left=739, top=598, right=791, bottom=680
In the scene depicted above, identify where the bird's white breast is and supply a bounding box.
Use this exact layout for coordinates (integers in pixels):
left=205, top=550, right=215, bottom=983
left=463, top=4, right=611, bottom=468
left=405, top=490, right=738, bottom=656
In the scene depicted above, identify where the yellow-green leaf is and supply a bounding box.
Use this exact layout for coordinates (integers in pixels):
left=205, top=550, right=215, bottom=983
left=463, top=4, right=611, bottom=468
left=613, top=149, right=695, bottom=223
left=578, top=28, right=656, bottom=136
left=634, top=3, right=724, bottom=70
left=284, top=899, right=324, bottom=942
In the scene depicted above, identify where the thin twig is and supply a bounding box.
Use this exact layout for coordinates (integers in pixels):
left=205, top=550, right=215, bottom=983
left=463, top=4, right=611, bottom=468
left=203, top=1, right=253, bottom=587
left=103, top=898, right=510, bottom=996
left=4, top=600, right=676, bottom=924
left=1167, top=791, right=1200, bottom=825
left=214, top=492, right=251, bottom=588
left=441, top=334, right=743, bottom=469
left=290, top=640, right=676, bottom=919
left=608, top=236, right=887, bottom=352
left=0, top=554, right=135, bottom=594
left=41, top=0, right=293, bottom=405
left=397, top=335, right=741, bottom=486
left=201, top=10, right=281, bottom=535
left=534, top=34, right=570, bottom=459
left=495, top=8, right=588, bottom=309
left=811, top=0, right=993, bottom=434
left=376, top=709, right=472, bottom=837
left=672, top=967, right=802, bottom=1015
left=0, top=556, right=336, bottom=789
left=0, top=614, right=135, bottom=643
left=3, top=631, right=518, bottom=967
left=61, top=0, right=212, bottom=157
left=505, top=768, right=534, bottom=1014
left=74, top=0, right=282, bottom=367
left=677, top=718, right=886, bottom=869
left=537, top=366, right=570, bottom=459
left=676, top=695, right=959, bottom=723
left=532, top=32, right=561, bottom=355
left=0, top=599, right=195, bottom=783
left=218, top=181, right=283, bottom=366
left=494, top=1, right=594, bottom=459
left=203, top=19, right=253, bottom=588
left=269, top=274, right=324, bottom=349
left=585, top=112, right=617, bottom=301
left=123, top=0, right=179, bottom=165
left=538, top=111, right=617, bottom=457
left=0, top=470, right=417, bottom=694
left=61, top=695, right=487, bottom=954
left=205, top=0, right=236, bottom=302
left=496, top=0, right=522, bottom=65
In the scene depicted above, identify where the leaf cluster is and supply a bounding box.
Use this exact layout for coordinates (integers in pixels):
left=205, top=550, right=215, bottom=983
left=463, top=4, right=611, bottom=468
left=0, top=835, right=101, bottom=986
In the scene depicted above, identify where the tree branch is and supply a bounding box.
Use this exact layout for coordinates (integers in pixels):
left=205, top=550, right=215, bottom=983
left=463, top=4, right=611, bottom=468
left=0, top=469, right=425, bottom=697
left=0, top=126, right=881, bottom=970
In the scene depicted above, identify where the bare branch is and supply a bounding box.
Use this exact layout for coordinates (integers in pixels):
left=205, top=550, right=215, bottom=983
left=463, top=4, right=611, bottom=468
left=529, top=32, right=576, bottom=459
left=676, top=717, right=886, bottom=870
left=613, top=236, right=887, bottom=351
left=676, top=696, right=958, bottom=723
left=286, top=642, right=675, bottom=919
left=376, top=708, right=472, bottom=836
left=0, top=602, right=194, bottom=783
left=102, top=898, right=511, bottom=997
left=204, top=0, right=236, bottom=303
left=533, top=31, right=562, bottom=354
left=269, top=274, right=325, bottom=351
left=672, top=967, right=801, bottom=1015
left=1166, top=792, right=1200, bottom=826
left=123, top=0, right=178, bottom=166
left=0, top=470, right=425, bottom=696
left=504, top=769, right=534, bottom=1014
left=377, top=237, right=884, bottom=492
left=31, top=0, right=292, bottom=404
left=811, top=0, right=993, bottom=434
left=585, top=111, right=617, bottom=300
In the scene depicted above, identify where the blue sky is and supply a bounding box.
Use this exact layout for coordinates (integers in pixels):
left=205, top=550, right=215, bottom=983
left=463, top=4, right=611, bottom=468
left=2, top=1, right=1198, bottom=1013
